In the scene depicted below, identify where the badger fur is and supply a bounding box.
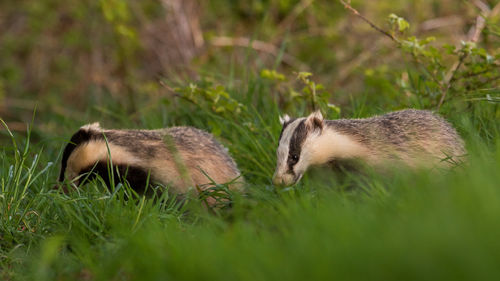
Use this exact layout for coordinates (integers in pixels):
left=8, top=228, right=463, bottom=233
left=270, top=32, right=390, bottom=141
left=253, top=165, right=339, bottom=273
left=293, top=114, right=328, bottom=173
left=58, top=123, right=243, bottom=197
left=273, top=109, right=465, bottom=186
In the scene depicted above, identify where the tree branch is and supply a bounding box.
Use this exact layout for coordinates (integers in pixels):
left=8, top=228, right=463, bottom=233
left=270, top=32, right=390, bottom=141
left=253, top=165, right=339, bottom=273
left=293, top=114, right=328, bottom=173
left=210, top=36, right=309, bottom=70
left=339, top=0, right=398, bottom=43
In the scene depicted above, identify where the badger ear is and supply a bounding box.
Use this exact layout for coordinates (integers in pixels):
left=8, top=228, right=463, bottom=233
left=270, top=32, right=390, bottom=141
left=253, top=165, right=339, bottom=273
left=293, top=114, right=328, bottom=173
left=279, top=114, right=291, bottom=125
left=305, top=111, right=323, bottom=131
left=80, top=122, right=101, bottom=131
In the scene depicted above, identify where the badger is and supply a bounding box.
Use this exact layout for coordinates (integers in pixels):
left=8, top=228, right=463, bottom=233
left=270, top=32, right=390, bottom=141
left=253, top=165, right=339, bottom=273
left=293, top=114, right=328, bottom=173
left=272, top=109, right=465, bottom=186
left=58, top=123, right=243, bottom=199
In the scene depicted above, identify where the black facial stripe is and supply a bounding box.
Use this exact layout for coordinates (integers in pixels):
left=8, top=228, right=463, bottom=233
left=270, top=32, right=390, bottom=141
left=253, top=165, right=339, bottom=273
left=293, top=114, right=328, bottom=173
left=287, top=120, right=308, bottom=173
left=293, top=173, right=301, bottom=182
left=58, top=129, right=100, bottom=182
left=78, top=161, right=151, bottom=194
left=278, top=118, right=297, bottom=142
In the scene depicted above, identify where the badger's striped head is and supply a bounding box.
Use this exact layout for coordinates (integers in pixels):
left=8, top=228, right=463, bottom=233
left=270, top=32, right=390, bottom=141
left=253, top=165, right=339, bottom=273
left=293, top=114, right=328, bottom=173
left=272, top=111, right=324, bottom=186
left=58, top=122, right=150, bottom=191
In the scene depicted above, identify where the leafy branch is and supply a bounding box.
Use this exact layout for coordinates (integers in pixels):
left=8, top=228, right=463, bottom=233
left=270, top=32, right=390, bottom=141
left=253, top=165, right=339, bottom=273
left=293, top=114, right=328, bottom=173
left=340, top=0, right=500, bottom=109
left=339, top=0, right=398, bottom=43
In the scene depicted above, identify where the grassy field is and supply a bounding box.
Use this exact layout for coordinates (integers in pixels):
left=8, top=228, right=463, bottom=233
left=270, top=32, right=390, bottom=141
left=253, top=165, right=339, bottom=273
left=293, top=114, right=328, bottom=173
left=1, top=73, right=499, bottom=280
left=1, top=0, right=500, bottom=280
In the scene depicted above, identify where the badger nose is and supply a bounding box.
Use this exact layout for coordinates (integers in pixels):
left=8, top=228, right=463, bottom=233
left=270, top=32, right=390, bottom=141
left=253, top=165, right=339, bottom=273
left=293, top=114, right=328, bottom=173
left=272, top=174, right=283, bottom=186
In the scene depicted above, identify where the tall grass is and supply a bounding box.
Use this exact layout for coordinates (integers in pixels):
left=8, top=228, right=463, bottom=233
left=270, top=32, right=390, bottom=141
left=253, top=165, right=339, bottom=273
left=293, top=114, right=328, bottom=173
left=1, top=72, right=499, bottom=280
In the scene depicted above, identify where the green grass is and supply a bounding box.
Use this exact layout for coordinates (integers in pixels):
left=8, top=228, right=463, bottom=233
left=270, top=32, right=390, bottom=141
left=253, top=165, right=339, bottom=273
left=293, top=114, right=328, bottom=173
left=1, top=73, right=499, bottom=281
left=1, top=0, right=499, bottom=279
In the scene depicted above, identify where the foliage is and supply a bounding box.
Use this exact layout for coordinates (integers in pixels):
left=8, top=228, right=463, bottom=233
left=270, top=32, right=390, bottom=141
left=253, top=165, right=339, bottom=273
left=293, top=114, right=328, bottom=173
left=388, top=13, right=410, bottom=33
left=260, top=70, right=341, bottom=118
left=0, top=0, right=500, bottom=280
left=174, top=81, right=246, bottom=117
left=387, top=13, right=500, bottom=108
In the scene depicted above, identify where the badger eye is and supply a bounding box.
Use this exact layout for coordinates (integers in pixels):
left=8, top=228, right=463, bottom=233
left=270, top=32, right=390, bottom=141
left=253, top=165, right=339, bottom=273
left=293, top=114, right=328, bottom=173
left=290, top=154, right=299, bottom=164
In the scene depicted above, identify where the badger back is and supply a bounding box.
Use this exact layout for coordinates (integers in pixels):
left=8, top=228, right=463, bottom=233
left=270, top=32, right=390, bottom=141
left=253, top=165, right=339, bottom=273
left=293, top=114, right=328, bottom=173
left=58, top=124, right=242, bottom=194
left=331, top=109, right=466, bottom=165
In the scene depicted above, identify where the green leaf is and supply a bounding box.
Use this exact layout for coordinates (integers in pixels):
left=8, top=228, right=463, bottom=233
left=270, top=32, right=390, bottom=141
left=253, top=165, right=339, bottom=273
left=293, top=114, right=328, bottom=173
left=296, top=72, right=312, bottom=83
left=388, top=13, right=410, bottom=32
left=260, top=69, right=285, bottom=81
left=397, top=18, right=410, bottom=32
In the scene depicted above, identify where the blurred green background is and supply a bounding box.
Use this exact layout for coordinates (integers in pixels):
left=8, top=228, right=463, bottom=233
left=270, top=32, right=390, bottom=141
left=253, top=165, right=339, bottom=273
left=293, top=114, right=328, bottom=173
left=1, top=0, right=498, bottom=132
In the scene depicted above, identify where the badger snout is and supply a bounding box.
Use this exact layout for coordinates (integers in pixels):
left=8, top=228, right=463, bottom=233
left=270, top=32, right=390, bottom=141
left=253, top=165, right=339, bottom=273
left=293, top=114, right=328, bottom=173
left=272, top=171, right=299, bottom=187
